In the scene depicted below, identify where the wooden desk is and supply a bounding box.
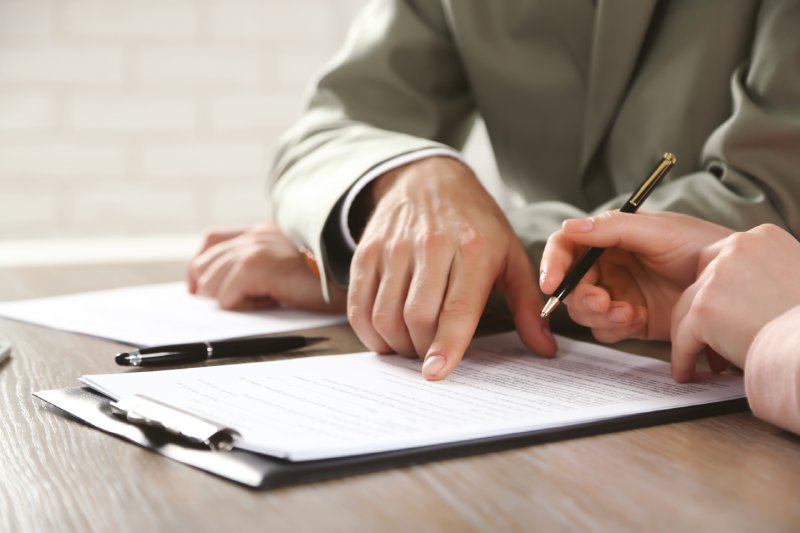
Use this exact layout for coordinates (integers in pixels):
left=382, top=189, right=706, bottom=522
left=2, top=262, right=799, bottom=532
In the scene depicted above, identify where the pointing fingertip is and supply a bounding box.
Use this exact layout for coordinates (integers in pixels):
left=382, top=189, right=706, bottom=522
left=541, top=324, right=555, bottom=343
left=422, top=354, right=447, bottom=380
left=539, top=326, right=557, bottom=357
left=670, top=364, right=693, bottom=383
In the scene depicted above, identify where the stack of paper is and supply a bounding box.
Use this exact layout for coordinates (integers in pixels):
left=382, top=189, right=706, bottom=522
left=80, top=332, right=745, bottom=461
left=0, top=282, right=346, bottom=346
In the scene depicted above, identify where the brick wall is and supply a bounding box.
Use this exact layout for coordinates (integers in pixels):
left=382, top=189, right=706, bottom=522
left=0, top=0, right=502, bottom=242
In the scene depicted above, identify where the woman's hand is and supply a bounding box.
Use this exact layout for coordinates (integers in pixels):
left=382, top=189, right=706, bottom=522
left=671, top=224, right=800, bottom=382
left=540, top=211, right=733, bottom=343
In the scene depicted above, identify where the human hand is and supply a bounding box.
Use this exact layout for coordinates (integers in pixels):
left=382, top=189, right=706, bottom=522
left=186, top=223, right=346, bottom=312
left=540, top=211, right=733, bottom=343
left=348, top=156, right=557, bottom=380
left=671, top=224, right=800, bottom=382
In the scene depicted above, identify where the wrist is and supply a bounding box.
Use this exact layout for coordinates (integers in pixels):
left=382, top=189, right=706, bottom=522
left=352, top=156, right=470, bottom=240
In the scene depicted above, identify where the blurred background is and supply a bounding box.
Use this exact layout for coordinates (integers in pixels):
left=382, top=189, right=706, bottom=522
left=0, top=0, right=500, bottom=266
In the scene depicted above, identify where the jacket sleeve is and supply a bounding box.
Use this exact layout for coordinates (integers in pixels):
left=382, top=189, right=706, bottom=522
left=267, top=0, right=475, bottom=295
left=509, top=0, right=800, bottom=266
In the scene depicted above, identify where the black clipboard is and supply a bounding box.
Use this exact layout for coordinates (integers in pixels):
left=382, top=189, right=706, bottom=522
left=34, top=386, right=749, bottom=490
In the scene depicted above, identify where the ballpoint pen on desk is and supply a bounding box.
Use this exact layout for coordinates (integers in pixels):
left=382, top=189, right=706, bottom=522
left=541, top=152, right=678, bottom=318
left=115, top=335, right=327, bottom=367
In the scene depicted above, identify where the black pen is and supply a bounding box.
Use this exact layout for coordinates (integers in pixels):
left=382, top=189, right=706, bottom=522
left=115, top=336, right=327, bottom=367
left=541, top=152, right=678, bottom=318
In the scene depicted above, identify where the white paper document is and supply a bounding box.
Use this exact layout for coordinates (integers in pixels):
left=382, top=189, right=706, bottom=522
left=81, top=332, right=745, bottom=461
left=0, top=282, right=346, bottom=346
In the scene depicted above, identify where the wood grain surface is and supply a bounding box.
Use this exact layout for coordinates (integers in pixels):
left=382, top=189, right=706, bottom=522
left=1, top=262, right=799, bottom=532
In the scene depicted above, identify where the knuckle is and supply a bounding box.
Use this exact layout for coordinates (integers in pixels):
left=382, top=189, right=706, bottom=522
left=416, top=231, right=446, bottom=254
left=372, top=308, right=403, bottom=338
left=238, top=248, right=266, bottom=269
left=347, top=302, right=370, bottom=329
left=690, top=288, right=715, bottom=320
left=592, top=210, right=620, bottom=227
left=723, top=231, right=759, bottom=256
left=199, top=230, right=219, bottom=248
left=441, top=297, right=475, bottom=319
left=353, top=238, right=382, bottom=265
left=403, top=302, right=437, bottom=330
left=458, top=230, right=488, bottom=258
left=385, top=238, right=411, bottom=261
left=751, top=223, right=783, bottom=239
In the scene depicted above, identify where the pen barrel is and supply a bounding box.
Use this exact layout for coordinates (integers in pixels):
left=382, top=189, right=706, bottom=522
left=138, top=351, right=209, bottom=366
left=553, top=247, right=606, bottom=302
left=139, top=342, right=207, bottom=356
left=211, top=336, right=306, bottom=357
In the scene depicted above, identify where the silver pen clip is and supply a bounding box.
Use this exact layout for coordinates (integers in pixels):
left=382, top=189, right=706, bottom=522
left=110, top=394, right=240, bottom=451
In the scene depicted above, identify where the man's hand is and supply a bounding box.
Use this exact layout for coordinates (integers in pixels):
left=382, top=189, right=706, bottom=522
left=347, top=156, right=557, bottom=381
left=187, top=223, right=346, bottom=312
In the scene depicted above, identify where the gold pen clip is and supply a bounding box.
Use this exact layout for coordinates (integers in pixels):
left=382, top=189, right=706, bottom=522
left=629, top=152, right=677, bottom=207
left=110, top=394, right=240, bottom=451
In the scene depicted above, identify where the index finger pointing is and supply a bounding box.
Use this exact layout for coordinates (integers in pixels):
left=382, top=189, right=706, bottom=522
left=422, top=253, right=494, bottom=381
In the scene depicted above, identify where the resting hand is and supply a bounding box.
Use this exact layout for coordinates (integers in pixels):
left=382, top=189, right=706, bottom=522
left=348, top=157, right=557, bottom=380
left=671, top=224, right=800, bottom=382
left=540, top=211, right=732, bottom=343
left=186, top=223, right=346, bottom=312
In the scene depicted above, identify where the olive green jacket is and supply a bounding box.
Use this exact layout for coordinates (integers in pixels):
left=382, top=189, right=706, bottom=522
left=268, top=0, right=800, bottom=297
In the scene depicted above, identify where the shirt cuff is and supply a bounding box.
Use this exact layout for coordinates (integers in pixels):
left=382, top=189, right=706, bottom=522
left=744, top=305, right=800, bottom=435
left=339, top=148, right=467, bottom=251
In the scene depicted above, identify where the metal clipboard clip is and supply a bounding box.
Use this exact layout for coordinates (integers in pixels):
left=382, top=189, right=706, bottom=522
left=110, top=395, right=241, bottom=451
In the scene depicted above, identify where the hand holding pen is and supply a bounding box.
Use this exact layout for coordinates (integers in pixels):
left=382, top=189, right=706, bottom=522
left=540, top=152, right=677, bottom=320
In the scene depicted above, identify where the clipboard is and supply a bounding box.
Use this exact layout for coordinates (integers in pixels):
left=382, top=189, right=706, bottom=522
left=34, top=386, right=749, bottom=490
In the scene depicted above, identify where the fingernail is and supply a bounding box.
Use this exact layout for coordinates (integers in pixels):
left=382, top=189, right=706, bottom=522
left=608, top=307, right=629, bottom=323
left=422, top=354, right=447, bottom=379
left=582, top=294, right=602, bottom=312
left=539, top=269, right=547, bottom=285
left=563, top=218, right=594, bottom=233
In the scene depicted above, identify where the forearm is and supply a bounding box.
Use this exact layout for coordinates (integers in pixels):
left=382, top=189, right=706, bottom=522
left=267, top=0, right=475, bottom=296
left=745, top=305, right=800, bottom=435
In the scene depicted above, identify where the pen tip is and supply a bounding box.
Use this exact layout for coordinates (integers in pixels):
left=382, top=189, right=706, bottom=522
left=540, top=297, right=561, bottom=319
left=115, top=353, right=130, bottom=365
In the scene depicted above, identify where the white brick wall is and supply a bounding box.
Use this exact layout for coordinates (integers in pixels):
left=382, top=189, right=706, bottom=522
left=0, top=0, right=502, bottom=244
